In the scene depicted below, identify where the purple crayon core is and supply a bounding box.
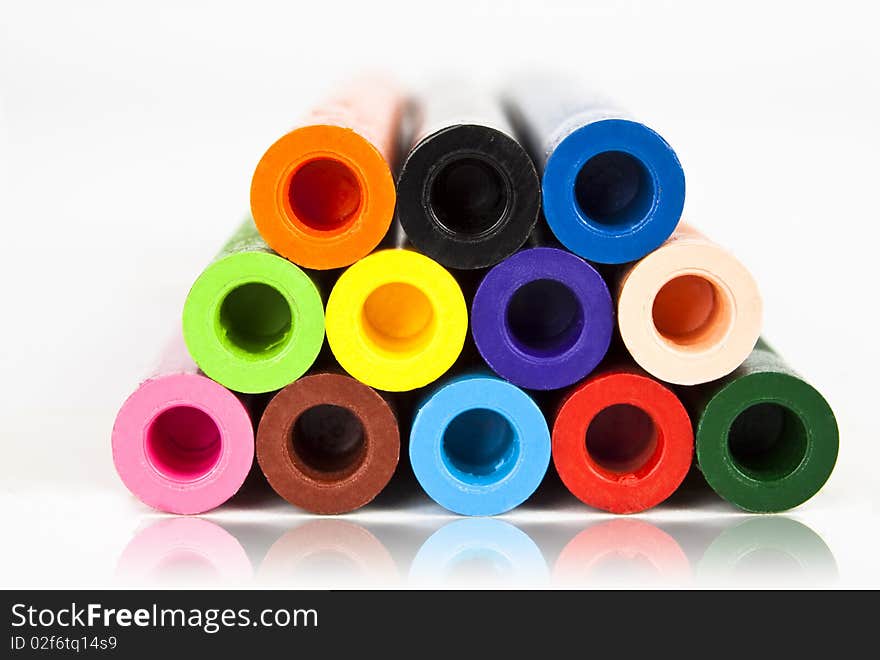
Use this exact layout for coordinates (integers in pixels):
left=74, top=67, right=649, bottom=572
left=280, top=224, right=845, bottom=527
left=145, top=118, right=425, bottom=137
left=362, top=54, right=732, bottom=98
left=472, top=247, right=613, bottom=390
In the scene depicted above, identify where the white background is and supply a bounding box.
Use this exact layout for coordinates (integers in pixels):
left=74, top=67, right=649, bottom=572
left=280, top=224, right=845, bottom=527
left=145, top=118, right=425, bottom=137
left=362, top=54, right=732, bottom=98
left=1, top=0, right=878, bottom=589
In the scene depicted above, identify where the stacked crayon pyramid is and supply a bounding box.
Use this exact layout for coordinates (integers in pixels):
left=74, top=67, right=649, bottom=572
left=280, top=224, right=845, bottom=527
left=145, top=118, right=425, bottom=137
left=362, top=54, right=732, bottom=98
left=112, top=76, right=838, bottom=517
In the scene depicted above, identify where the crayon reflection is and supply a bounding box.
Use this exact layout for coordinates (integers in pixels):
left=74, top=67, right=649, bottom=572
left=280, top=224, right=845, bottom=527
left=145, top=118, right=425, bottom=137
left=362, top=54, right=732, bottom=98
left=697, top=516, right=837, bottom=586
left=410, top=518, right=548, bottom=587
left=553, top=519, right=691, bottom=587
left=114, top=512, right=837, bottom=588
left=116, top=517, right=252, bottom=587
left=258, top=520, right=398, bottom=588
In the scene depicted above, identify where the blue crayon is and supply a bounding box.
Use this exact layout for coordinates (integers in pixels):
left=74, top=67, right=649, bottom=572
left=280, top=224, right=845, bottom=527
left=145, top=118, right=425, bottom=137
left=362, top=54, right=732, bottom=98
left=409, top=373, right=551, bottom=516
left=504, top=77, right=685, bottom=264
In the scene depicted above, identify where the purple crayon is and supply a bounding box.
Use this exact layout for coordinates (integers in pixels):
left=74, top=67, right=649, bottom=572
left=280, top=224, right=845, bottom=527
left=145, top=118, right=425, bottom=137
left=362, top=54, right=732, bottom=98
left=472, top=247, right=613, bottom=390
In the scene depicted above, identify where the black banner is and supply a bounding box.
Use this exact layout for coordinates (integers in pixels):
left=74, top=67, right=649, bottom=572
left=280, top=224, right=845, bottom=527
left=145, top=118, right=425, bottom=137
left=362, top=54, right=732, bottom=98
left=1, top=589, right=870, bottom=657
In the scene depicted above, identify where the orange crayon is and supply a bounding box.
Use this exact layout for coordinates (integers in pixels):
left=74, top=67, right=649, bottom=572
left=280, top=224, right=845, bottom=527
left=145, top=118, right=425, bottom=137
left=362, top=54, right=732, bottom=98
left=251, top=77, right=403, bottom=270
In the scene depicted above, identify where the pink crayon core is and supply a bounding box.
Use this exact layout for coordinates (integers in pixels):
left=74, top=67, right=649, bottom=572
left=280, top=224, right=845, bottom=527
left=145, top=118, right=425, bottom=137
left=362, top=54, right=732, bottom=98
left=112, top=336, right=254, bottom=514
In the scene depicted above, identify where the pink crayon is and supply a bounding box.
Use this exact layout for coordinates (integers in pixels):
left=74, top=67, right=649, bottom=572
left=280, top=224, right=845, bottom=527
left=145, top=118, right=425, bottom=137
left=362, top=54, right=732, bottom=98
left=112, top=333, right=255, bottom=514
